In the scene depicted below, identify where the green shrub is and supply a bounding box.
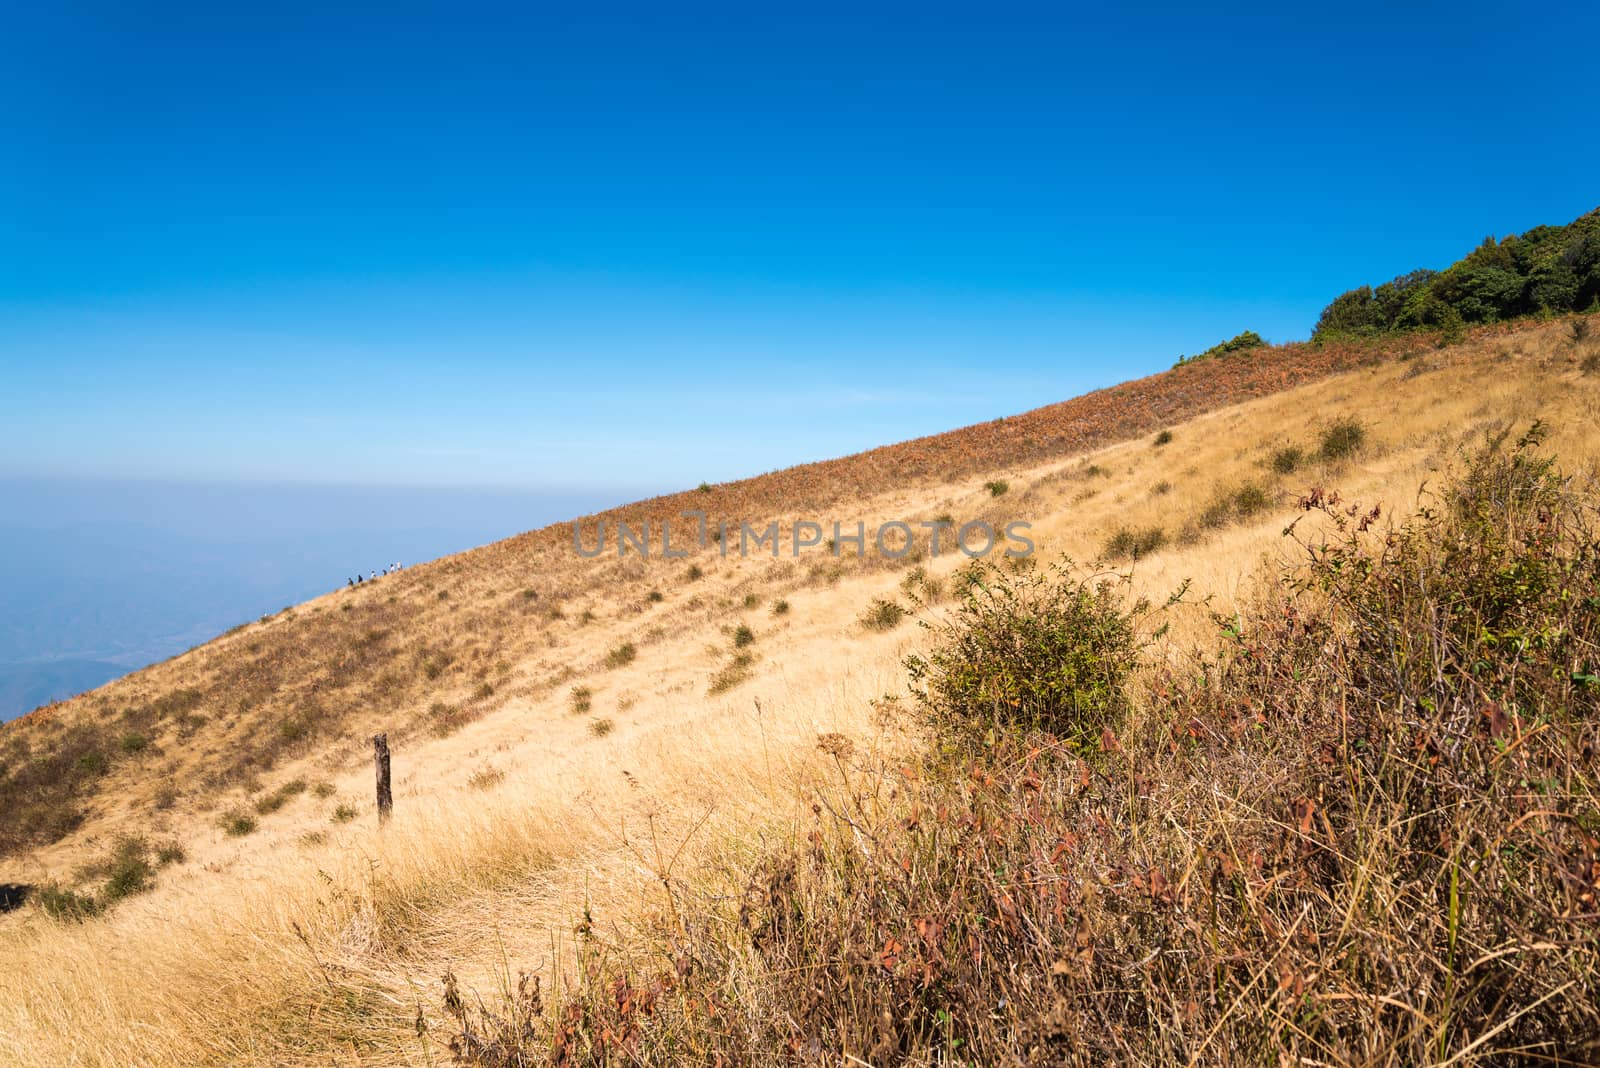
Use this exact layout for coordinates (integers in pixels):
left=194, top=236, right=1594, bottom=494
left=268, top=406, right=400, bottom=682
left=1272, top=445, right=1305, bottom=474
left=1176, top=330, right=1266, bottom=366
left=906, top=560, right=1139, bottom=748
left=332, top=803, right=358, bottom=824
left=604, top=643, right=637, bottom=669
left=708, top=652, right=756, bottom=696
left=860, top=598, right=907, bottom=632
left=252, top=777, right=308, bottom=815
left=1102, top=526, right=1167, bottom=561
left=36, top=884, right=100, bottom=921
left=1233, top=482, right=1271, bottom=517
left=1153, top=429, right=1173, bottom=446
left=97, top=840, right=155, bottom=905
left=900, top=566, right=945, bottom=605
left=1199, top=482, right=1273, bottom=529
left=647, top=589, right=664, bottom=603
left=1319, top=417, right=1366, bottom=460
left=118, top=732, right=149, bottom=755
left=732, top=624, right=755, bottom=648
left=220, top=809, right=257, bottom=837
left=570, top=686, right=593, bottom=713
left=984, top=479, right=1009, bottom=497
left=771, top=599, right=791, bottom=616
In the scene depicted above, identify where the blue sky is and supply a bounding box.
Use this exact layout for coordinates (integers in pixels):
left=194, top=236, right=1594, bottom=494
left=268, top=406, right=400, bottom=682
left=4, top=3, right=1598, bottom=493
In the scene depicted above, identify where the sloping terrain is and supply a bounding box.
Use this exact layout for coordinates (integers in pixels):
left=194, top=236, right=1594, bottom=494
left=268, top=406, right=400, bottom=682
left=1, top=315, right=1597, bottom=1065
left=0, top=325, right=1465, bottom=866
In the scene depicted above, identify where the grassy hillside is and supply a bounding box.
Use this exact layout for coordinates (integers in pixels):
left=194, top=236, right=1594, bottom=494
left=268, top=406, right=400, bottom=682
left=0, top=325, right=1452, bottom=864
left=1, top=314, right=1597, bottom=1066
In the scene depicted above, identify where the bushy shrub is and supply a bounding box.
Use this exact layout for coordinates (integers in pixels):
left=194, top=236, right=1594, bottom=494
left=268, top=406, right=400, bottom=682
left=253, top=777, right=308, bottom=815
left=1271, top=444, right=1305, bottom=473
left=1102, top=525, right=1167, bottom=561
left=905, top=560, right=1141, bottom=747
left=1198, top=481, right=1274, bottom=529
left=1176, top=330, right=1266, bottom=366
left=859, top=598, right=907, bottom=632
left=732, top=624, right=755, bottom=648
left=36, top=885, right=100, bottom=921
left=1319, top=417, right=1366, bottom=460
left=604, top=643, right=637, bottom=669
left=220, top=810, right=257, bottom=837
left=899, top=566, right=944, bottom=605
left=983, top=479, right=1009, bottom=497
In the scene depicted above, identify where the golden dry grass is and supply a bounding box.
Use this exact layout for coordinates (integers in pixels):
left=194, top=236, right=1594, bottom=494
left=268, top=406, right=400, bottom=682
left=1, top=316, right=1597, bottom=1065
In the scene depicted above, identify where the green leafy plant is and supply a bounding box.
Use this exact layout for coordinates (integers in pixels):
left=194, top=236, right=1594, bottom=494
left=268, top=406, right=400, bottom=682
left=906, top=560, right=1140, bottom=747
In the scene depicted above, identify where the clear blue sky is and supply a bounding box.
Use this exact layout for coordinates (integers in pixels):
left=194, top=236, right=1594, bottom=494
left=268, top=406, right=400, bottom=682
left=4, top=2, right=1597, bottom=493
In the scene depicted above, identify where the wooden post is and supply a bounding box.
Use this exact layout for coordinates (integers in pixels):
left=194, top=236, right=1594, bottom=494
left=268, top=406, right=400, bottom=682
left=373, top=733, right=392, bottom=825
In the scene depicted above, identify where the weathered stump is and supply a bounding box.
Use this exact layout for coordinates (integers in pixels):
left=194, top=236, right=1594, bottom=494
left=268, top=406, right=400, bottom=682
left=373, top=732, right=392, bottom=825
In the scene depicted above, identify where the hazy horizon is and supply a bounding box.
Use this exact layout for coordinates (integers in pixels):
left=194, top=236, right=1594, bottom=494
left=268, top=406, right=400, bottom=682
left=0, top=477, right=656, bottom=720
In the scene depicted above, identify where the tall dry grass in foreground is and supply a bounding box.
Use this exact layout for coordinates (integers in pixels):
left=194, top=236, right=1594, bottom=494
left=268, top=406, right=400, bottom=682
left=0, top=688, right=895, bottom=1067
left=443, top=427, right=1600, bottom=1065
